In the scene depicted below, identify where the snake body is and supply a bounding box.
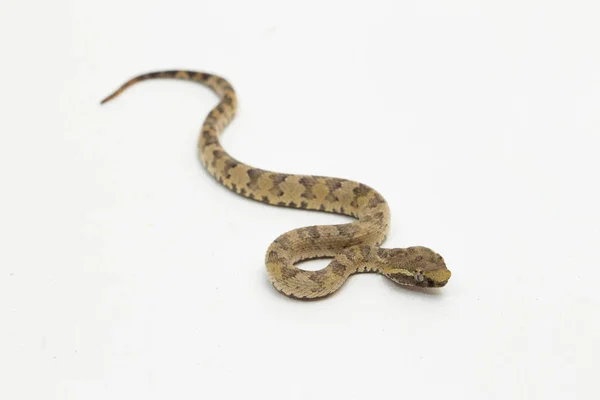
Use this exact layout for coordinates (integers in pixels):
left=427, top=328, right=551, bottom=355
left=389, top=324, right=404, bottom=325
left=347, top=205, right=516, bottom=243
left=101, top=70, right=451, bottom=299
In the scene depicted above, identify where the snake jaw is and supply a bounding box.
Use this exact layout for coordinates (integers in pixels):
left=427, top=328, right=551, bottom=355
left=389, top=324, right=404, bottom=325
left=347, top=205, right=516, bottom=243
left=384, top=268, right=451, bottom=288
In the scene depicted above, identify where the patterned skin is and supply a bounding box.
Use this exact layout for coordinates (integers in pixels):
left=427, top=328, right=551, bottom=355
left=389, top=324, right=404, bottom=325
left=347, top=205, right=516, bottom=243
left=101, top=70, right=450, bottom=299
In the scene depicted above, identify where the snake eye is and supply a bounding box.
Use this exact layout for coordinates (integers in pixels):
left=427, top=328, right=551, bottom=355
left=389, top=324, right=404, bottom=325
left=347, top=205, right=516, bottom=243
left=415, top=271, right=424, bottom=282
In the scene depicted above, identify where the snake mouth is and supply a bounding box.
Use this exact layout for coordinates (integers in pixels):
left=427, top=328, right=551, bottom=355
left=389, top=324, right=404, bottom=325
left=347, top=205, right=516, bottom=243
left=384, top=268, right=451, bottom=288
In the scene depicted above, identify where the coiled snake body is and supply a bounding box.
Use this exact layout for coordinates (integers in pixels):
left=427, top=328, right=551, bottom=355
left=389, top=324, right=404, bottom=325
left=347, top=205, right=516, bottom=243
left=102, top=71, right=451, bottom=299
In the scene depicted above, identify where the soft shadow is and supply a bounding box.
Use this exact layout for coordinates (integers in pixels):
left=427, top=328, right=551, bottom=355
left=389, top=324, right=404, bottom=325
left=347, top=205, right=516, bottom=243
left=259, top=267, right=448, bottom=303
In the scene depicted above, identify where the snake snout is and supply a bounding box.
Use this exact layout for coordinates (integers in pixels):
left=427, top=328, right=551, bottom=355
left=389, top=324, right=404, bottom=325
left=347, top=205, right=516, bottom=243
left=423, top=268, right=451, bottom=287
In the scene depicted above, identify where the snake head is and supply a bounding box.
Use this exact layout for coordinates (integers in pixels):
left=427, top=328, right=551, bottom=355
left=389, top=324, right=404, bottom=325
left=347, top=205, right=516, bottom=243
left=381, top=246, right=451, bottom=288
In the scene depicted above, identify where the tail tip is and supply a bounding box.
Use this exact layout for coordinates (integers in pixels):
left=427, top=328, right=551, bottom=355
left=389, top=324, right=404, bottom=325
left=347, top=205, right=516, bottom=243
left=99, top=92, right=117, bottom=105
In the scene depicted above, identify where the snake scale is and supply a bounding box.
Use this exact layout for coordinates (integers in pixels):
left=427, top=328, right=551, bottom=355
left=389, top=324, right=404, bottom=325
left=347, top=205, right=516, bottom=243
left=101, top=70, right=451, bottom=299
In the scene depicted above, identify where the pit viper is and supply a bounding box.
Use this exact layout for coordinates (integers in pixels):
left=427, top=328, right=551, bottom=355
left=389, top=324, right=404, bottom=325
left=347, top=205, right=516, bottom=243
left=101, top=70, right=451, bottom=299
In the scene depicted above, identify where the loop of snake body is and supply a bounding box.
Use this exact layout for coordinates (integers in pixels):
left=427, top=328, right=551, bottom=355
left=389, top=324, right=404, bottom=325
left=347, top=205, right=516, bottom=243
left=101, top=70, right=451, bottom=299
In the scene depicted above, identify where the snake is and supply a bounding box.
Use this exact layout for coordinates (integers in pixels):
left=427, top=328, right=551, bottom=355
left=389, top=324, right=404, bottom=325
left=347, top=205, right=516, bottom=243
left=101, top=70, right=451, bottom=299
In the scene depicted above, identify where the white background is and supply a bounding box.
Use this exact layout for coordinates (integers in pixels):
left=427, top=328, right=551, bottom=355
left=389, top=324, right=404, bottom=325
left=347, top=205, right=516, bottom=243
left=1, top=1, right=599, bottom=399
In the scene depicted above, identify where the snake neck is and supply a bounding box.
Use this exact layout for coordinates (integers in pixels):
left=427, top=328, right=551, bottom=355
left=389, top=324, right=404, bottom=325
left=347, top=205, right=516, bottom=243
left=334, top=245, right=390, bottom=274
left=340, top=246, right=422, bottom=273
